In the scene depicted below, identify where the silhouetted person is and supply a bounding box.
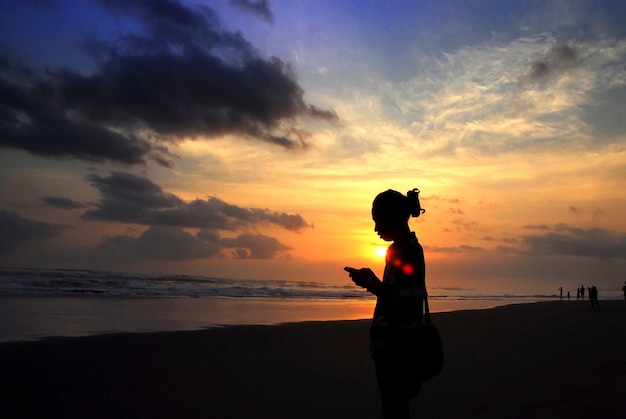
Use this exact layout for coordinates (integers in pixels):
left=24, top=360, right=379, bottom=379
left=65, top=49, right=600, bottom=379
left=567, top=291, right=570, bottom=301
left=589, top=286, right=599, bottom=308
left=559, top=287, right=563, bottom=300
left=580, top=285, right=585, bottom=299
left=622, top=281, right=626, bottom=302
left=345, top=188, right=428, bottom=419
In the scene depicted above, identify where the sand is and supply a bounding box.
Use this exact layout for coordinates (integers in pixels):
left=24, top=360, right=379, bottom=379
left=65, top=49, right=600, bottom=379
left=1, top=300, right=625, bottom=418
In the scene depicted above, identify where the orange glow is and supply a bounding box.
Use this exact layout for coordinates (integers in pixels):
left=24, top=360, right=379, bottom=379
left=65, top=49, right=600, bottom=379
left=375, top=246, right=387, bottom=258
left=402, top=264, right=415, bottom=275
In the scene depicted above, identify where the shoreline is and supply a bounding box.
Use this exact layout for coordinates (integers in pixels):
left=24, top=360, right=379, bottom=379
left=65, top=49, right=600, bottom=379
left=0, top=294, right=585, bottom=343
left=2, top=300, right=625, bottom=418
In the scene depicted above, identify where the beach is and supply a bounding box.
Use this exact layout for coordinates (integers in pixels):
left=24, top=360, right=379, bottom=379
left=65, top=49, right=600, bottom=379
left=2, top=300, right=625, bottom=418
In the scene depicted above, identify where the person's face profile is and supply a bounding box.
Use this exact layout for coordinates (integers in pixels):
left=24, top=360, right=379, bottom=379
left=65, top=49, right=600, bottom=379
left=373, top=215, right=399, bottom=242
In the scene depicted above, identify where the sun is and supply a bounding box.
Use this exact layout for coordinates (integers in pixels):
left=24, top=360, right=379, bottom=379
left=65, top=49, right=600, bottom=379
left=375, top=246, right=387, bottom=258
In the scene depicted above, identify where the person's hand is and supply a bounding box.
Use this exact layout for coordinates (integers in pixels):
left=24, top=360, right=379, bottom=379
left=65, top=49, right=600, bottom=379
left=344, top=267, right=380, bottom=290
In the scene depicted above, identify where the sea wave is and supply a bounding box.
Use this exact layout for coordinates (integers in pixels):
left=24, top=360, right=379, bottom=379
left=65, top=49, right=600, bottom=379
left=0, top=267, right=367, bottom=299
left=0, top=266, right=568, bottom=301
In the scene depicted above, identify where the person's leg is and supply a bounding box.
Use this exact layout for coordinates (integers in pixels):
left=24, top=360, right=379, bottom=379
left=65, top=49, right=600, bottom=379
left=375, top=358, right=410, bottom=419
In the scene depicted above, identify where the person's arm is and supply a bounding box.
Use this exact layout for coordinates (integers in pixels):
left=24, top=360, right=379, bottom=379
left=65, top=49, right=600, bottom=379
left=345, top=267, right=389, bottom=296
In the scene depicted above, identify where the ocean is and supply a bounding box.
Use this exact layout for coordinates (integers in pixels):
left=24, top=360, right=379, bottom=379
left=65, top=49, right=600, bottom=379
left=2, top=266, right=616, bottom=342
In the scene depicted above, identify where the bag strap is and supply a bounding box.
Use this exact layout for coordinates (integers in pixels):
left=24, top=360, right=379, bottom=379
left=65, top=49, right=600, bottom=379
left=424, top=296, right=431, bottom=325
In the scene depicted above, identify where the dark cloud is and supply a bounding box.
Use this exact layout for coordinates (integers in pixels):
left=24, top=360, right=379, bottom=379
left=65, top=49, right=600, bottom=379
left=0, top=209, right=72, bottom=254
left=0, top=0, right=335, bottom=166
left=528, top=61, right=549, bottom=80
left=135, top=226, right=221, bottom=260
left=93, top=234, right=142, bottom=264
left=83, top=172, right=311, bottom=232
left=231, top=0, right=274, bottom=24
left=592, top=208, right=604, bottom=218
left=523, top=224, right=550, bottom=230
left=527, top=44, right=578, bottom=82
left=95, top=227, right=290, bottom=262
left=427, top=245, right=484, bottom=254
left=452, top=219, right=483, bottom=232
left=95, top=227, right=218, bottom=262
left=0, top=59, right=158, bottom=165
left=519, top=223, right=626, bottom=260
left=40, top=197, right=86, bottom=210
left=220, top=233, right=291, bottom=259
left=198, top=228, right=290, bottom=259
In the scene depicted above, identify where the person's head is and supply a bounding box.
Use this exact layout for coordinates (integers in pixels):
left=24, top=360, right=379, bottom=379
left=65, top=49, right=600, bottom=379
left=372, top=188, right=425, bottom=241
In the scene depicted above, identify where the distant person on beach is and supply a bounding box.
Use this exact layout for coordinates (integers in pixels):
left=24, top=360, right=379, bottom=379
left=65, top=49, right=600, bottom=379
left=589, top=286, right=599, bottom=308
left=580, top=285, right=585, bottom=299
left=559, top=287, right=563, bottom=300
left=622, top=281, right=626, bottom=301
left=345, top=188, right=428, bottom=419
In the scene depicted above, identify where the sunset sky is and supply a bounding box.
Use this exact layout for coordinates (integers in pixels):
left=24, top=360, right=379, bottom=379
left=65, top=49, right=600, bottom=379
left=1, top=0, right=625, bottom=295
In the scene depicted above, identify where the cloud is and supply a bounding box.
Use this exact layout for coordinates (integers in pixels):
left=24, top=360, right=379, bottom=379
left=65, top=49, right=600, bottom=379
left=592, top=208, right=605, bottom=218
left=427, top=245, right=484, bottom=254
left=0, top=0, right=336, bottom=166
left=83, top=172, right=311, bottom=232
left=0, top=56, right=156, bottom=165
left=94, top=227, right=218, bottom=262
left=527, top=44, right=578, bottom=82
left=523, top=224, right=550, bottom=230
left=360, top=34, right=626, bottom=159
left=138, top=226, right=221, bottom=260
left=0, top=209, right=72, bottom=254
left=518, top=223, right=626, bottom=260
left=452, top=219, right=483, bottom=232
left=95, top=227, right=291, bottom=262
left=230, top=0, right=273, bottom=24
left=40, top=197, right=86, bottom=210
left=220, top=233, right=291, bottom=259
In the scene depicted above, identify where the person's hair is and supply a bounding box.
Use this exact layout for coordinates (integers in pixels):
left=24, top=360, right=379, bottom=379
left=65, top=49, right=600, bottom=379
left=372, top=188, right=425, bottom=221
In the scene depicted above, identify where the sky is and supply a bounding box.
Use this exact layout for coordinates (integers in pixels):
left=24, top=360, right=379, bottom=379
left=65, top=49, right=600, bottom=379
left=1, top=0, right=625, bottom=295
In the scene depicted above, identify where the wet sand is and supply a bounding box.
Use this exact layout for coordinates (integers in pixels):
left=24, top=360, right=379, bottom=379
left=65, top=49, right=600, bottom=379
left=2, top=300, right=625, bottom=418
